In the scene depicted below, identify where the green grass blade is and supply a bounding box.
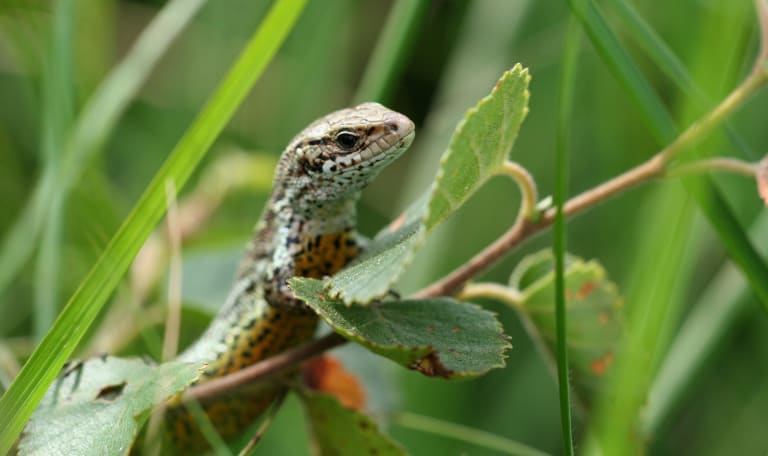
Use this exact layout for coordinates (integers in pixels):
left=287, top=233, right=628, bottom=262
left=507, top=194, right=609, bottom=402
left=553, top=18, right=580, bottom=456
left=607, top=3, right=768, bottom=429
left=566, top=0, right=677, bottom=143
left=354, top=0, right=429, bottom=104
left=592, top=186, right=695, bottom=455
left=0, top=0, right=207, bottom=300
left=687, top=179, right=768, bottom=306
left=0, top=0, right=308, bottom=451
left=645, top=211, right=768, bottom=434
left=33, top=0, right=75, bottom=341
left=392, top=412, right=551, bottom=456
left=567, top=0, right=768, bottom=452
left=608, top=0, right=700, bottom=98
left=609, top=0, right=755, bottom=160
left=0, top=5, right=44, bottom=75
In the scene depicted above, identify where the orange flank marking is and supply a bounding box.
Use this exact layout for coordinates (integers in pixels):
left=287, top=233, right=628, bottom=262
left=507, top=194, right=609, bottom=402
left=576, top=281, right=596, bottom=300
left=426, top=326, right=434, bottom=332
left=294, top=232, right=359, bottom=278
left=451, top=327, right=460, bottom=332
left=598, top=311, right=610, bottom=324
left=590, top=352, right=614, bottom=376
left=219, top=309, right=318, bottom=376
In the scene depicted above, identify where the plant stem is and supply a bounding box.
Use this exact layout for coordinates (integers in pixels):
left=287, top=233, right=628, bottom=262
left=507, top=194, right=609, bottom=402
left=184, top=399, right=233, bottom=456
left=411, top=154, right=666, bottom=299
left=553, top=17, right=579, bottom=456
left=238, top=389, right=288, bottom=456
left=660, top=71, right=767, bottom=163
left=184, top=333, right=345, bottom=403
left=458, top=283, right=523, bottom=307
left=666, top=157, right=757, bottom=178
left=500, top=161, right=540, bottom=221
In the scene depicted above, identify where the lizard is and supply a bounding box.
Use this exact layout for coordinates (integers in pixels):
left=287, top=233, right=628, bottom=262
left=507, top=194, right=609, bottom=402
left=162, top=102, right=415, bottom=452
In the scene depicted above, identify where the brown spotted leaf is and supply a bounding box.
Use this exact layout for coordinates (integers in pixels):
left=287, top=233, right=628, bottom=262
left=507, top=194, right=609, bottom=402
left=290, top=278, right=510, bottom=379
left=18, top=357, right=202, bottom=456
left=302, top=355, right=367, bottom=411
left=299, top=390, right=405, bottom=456
left=510, top=250, right=624, bottom=408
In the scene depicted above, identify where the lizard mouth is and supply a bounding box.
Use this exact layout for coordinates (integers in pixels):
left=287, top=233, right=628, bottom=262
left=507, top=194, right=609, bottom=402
left=353, top=129, right=413, bottom=165
left=358, top=112, right=415, bottom=161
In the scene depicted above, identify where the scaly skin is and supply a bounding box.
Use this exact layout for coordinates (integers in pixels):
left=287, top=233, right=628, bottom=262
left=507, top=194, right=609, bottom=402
left=165, top=103, right=415, bottom=452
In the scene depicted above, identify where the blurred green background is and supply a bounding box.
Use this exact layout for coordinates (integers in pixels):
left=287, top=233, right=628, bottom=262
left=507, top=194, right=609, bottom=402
left=1, top=0, right=767, bottom=454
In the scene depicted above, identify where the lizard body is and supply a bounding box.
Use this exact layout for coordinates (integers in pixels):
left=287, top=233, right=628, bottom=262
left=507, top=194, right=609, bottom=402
left=165, top=103, right=415, bottom=452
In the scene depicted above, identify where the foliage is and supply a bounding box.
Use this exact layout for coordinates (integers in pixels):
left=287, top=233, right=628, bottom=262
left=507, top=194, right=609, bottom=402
left=510, top=251, right=623, bottom=408
left=292, top=278, right=510, bottom=378
left=1, top=1, right=767, bottom=455
left=18, top=357, right=202, bottom=456
left=300, top=390, right=405, bottom=456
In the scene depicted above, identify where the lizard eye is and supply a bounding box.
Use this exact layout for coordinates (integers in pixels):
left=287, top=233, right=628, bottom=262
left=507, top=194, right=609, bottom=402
left=334, top=131, right=359, bottom=150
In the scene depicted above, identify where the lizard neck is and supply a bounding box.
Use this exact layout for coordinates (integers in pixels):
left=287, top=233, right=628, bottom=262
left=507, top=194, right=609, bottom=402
left=243, top=185, right=362, bottom=282
left=272, top=186, right=360, bottom=236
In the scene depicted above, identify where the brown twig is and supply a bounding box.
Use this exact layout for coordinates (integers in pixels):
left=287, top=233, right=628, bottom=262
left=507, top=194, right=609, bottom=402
left=417, top=38, right=768, bottom=299
left=184, top=332, right=346, bottom=403
left=414, top=155, right=666, bottom=298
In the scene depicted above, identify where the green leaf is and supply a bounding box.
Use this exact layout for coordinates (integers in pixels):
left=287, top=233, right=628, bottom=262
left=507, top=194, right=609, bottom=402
left=18, top=357, right=202, bottom=456
left=299, top=390, right=405, bottom=456
left=326, top=66, right=531, bottom=303
left=291, top=278, right=510, bottom=379
left=0, top=1, right=308, bottom=452
left=511, top=251, right=623, bottom=408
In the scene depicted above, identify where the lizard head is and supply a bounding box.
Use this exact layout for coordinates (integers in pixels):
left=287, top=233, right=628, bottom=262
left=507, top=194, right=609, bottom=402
left=279, top=102, right=415, bottom=205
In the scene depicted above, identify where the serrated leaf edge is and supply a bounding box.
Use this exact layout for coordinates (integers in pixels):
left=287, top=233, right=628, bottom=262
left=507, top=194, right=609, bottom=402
left=302, top=288, right=511, bottom=378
